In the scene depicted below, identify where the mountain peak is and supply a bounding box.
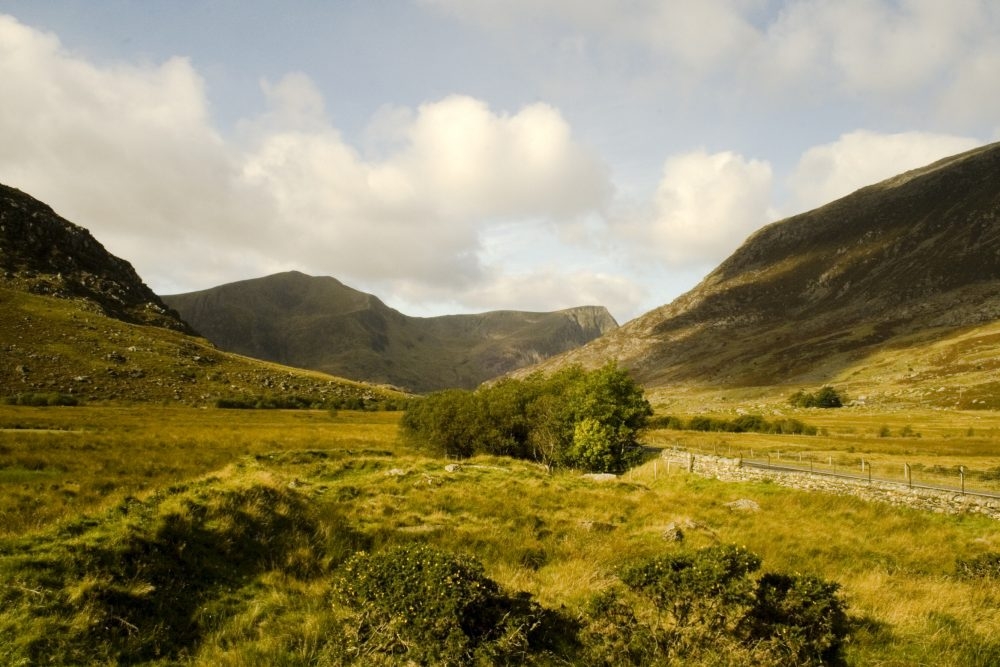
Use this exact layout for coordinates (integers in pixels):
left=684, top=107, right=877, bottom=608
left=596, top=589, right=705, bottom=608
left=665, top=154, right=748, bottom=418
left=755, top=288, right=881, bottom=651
left=164, top=273, right=618, bottom=392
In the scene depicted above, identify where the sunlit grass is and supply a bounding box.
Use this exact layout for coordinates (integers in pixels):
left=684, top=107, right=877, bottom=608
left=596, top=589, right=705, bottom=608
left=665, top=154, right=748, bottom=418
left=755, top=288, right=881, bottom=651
left=2, top=404, right=1000, bottom=663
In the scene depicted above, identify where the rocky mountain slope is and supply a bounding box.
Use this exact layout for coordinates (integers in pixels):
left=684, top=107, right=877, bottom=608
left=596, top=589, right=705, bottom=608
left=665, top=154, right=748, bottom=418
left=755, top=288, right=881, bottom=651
left=0, top=183, right=194, bottom=334
left=0, top=183, right=402, bottom=406
left=530, top=141, right=1000, bottom=406
left=163, top=271, right=618, bottom=392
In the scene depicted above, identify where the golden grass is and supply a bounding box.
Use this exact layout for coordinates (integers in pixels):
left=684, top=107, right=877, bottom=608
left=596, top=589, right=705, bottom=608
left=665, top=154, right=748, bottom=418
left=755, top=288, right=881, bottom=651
left=2, top=404, right=1000, bottom=664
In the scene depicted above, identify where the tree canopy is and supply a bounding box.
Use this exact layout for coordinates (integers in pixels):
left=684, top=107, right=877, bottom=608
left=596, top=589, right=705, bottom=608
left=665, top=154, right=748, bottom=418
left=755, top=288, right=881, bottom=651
left=401, top=363, right=652, bottom=473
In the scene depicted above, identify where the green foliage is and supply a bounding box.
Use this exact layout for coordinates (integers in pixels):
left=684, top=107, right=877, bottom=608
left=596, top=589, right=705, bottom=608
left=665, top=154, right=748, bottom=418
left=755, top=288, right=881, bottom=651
left=335, top=543, right=573, bottom=664
left=620, top=545, right=762, bottom=635
left=789, top=386, right=845, bottom=408
left=4, top=392, right=79, bottom=406
left=400, top=389, right=480, bottom=458
left=401, top=362, right=652, bottom=472
left=583, top=545, right=849, bottom=666
left=655, top=413, right=817, bottom=435
left=745, top=573, right=849, bottom=666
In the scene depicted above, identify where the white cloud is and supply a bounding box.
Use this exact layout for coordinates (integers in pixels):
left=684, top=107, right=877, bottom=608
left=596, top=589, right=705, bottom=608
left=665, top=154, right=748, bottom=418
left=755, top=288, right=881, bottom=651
left=241, top=89, right=611, bottom=287
left=618, top=150, right=774, bottom=267
left=389, top=267, right=646, bottom=322
left=765, top=0, right=990, bottom=94
left=0, top=14, right=270, bottom=289
left=0, top=14, right=616, bottom=314
left=786, top=130, right=981, bottom=212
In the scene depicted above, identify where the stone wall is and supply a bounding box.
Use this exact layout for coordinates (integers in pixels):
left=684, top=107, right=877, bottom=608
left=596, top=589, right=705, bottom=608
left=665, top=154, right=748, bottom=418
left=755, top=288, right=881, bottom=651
left=661, top=451, right=1000, bottom=520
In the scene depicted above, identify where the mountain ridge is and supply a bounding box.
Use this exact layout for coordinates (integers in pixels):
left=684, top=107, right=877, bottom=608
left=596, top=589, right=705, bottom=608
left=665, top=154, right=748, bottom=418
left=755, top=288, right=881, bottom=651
left=163, top=271, right=618, bottom=393
left=523, top=141, right=1000, bottom=405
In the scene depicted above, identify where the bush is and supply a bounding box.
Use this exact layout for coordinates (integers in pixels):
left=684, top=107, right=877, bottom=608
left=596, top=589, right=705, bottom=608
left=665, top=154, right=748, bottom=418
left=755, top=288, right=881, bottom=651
left=956, top=551, right=1000, bottom=580
left=789, top=386, right=845, bottom=408
left=335, top=544, right=573, bottom=664
left=585, top=545, right=850, bottom=666
left=657, top=414, right=818, bottom=436
left=745, top=573, right=849, bottom=665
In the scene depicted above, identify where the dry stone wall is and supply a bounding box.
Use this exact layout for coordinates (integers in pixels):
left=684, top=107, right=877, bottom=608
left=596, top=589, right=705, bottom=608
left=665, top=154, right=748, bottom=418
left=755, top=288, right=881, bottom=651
left=661, top=452, right=1000, bottom=521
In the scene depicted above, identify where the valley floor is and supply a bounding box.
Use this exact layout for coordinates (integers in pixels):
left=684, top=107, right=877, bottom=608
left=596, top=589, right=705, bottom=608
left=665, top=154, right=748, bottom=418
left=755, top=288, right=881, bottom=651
left=1, top=405, right=999, bottom=664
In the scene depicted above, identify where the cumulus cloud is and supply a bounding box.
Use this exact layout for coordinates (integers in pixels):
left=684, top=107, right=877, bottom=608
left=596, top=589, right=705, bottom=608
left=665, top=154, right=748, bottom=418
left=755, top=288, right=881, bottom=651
left=0, top=14, right=271, bottom=290
left=241, top=89, right=611, bottom=286
left=0, top=14, right=617, bottom=313
left=764, top=0, right=990, bottom=94
left=617, top=150, right=774, bottom=267
left=786, top=130, right=981, bottom=212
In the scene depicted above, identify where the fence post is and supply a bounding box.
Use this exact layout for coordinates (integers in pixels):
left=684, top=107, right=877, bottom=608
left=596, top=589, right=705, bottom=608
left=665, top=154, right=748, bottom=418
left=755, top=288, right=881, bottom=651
left=960, top=465, right=965, bottom=495
left=688, top=452, right=694, bottom=473
left=868, top=462, right=872, bottom=484
left=905, top=463, right=911, bottom=489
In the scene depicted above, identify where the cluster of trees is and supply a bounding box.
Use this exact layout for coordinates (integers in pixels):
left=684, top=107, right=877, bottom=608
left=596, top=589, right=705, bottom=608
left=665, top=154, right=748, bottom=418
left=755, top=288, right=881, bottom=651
left=401, top=363, right=653, bottom=473
left=788, top=386, right=845, bottom=408
left=650, top=414, right=818, bottom=435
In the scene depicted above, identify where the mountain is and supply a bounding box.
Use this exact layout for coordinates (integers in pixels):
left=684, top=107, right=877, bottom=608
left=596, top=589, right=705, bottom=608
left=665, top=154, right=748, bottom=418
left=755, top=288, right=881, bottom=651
left=163, top=271, right=618, bottom=392
left=0, top=183, right=194, bottom=334
left=528, top=141, right=1000, bottom=408
left=0, top=183, right=402, bottom=406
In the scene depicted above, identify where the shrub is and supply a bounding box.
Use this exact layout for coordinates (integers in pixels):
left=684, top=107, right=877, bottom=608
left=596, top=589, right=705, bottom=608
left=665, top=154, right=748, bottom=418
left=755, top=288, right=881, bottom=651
left=585, top=545, right=850, bottom=666
left=745, top=573, right=849, bottom=666
left=335, top=544, right=573, bottom=664
left=4, top=392, right=79, bottom=406
left=789, top=386, right=845, bottom=409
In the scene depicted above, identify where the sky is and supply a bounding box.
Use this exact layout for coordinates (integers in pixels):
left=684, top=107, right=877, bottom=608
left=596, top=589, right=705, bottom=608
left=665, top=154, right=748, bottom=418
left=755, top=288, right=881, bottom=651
left=1, top=1, right=998, bottom=323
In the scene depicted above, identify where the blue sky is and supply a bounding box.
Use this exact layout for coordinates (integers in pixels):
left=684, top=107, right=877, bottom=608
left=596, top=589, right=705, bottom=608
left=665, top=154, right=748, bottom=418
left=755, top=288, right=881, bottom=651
left=1, top=1, right=997, bottom=322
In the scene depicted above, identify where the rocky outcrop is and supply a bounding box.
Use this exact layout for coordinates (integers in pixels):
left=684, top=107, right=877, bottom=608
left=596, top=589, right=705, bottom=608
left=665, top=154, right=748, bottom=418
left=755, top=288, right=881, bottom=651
left=0, top=183, right=194, bottom=334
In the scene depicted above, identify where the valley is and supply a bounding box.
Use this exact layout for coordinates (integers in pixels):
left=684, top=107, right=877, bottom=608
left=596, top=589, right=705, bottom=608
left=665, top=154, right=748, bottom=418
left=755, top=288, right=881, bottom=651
left=3, top=141, right=1000, bottom=663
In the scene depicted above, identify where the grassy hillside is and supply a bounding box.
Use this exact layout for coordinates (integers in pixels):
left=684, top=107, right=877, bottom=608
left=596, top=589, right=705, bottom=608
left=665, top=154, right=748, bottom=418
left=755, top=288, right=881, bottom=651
left=0, top=286, right=404, bottom=407
left=2, top=405, right=1000, bottom=664
left=532, top=142, right=1000, bottom=399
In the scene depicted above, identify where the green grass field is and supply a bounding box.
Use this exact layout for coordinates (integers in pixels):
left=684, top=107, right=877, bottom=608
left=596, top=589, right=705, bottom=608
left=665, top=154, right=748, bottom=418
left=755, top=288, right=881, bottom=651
left=2, top=404, right=1000, bottom=664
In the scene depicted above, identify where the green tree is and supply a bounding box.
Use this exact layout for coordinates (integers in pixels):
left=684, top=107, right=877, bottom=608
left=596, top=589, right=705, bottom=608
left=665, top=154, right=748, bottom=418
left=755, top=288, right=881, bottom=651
left=562, top=362, right=652, bottom=472
left=401, top=389, right=481, bottom=458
